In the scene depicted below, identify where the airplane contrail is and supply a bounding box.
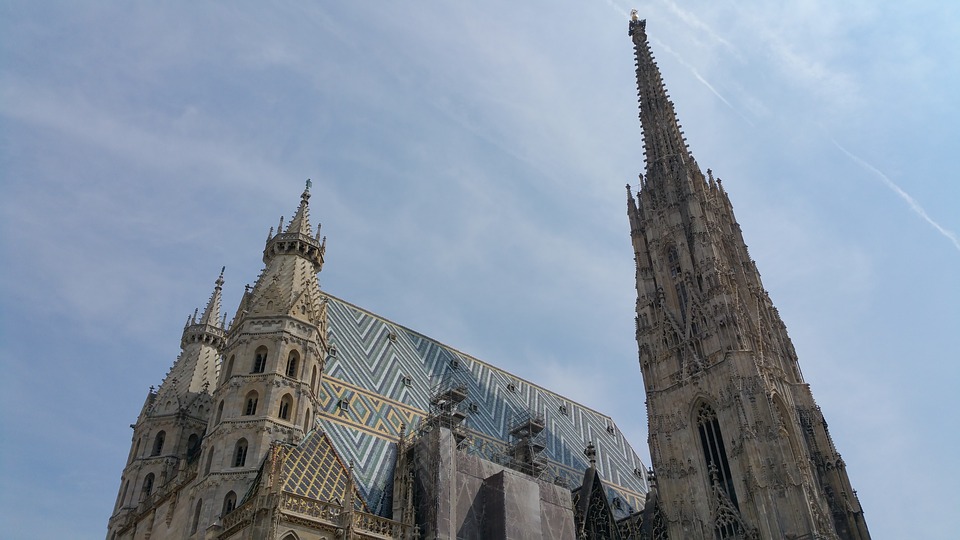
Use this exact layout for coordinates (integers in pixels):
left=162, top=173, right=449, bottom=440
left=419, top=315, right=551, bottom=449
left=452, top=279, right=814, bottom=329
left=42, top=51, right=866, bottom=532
left=832, top=139, right=960, bottom=253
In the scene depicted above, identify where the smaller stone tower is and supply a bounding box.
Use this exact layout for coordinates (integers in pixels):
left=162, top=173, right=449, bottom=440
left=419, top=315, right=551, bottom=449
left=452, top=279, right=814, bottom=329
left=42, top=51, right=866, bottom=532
left=190, top=181, right=330, bottom=533
left=107, top=270, right=226, bottom=535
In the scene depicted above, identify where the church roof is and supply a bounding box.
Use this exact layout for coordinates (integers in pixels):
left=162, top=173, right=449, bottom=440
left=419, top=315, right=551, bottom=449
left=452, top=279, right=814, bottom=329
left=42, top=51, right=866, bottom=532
left=316, top=293, right=649, bottom=516
left=281, top=429, right=368, bottom=512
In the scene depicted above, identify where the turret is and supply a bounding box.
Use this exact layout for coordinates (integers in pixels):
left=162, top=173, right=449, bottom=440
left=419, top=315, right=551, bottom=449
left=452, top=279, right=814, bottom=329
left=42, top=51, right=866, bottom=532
left=195, top=181, right=329, bottom=533
left=107, top=270, right=227, bottom=538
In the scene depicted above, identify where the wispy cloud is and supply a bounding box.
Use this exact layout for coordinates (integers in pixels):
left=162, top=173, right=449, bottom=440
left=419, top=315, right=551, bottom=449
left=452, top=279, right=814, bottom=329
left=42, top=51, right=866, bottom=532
left=656, top=0, right=742, bottom=59
left=832, top=139, right=960, bottom=253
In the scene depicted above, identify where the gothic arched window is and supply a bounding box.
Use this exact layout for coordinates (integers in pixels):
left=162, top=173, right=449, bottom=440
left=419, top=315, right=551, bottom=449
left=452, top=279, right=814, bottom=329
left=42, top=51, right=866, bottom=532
left=204, top=447, right=215, bottom=476
left=222, top=491, right=237, bottom=516
left=191, top=498, right=203, bottom=535
left=286, top=351, right=299, bottom=378
left=310, top=365, right=318, bottom=394
left=303, top=408, right=312, bottom=432
left=278, top=394, right=293, bottom=421
left=224, top=355, right=235, bottom=379
left=244, top=391, right=258, bottom=416
left=251, top=347, right=268, bottom=373
left=141, top=473, right=155, bottom=498
left=667, top=245, right=681, bottom=278
left=186, top=433, right=200, bottom=460
left=696, top=402, right=742, bottom=538
left=151, top=431, right=165, bottom=456
left=215, top=401, right=224, bottom=424
left=233, top=439, right=248, bottom=467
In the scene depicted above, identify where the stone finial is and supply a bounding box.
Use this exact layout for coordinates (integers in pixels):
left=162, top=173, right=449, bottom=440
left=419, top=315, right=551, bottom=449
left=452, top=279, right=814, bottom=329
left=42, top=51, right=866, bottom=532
left=628, top=10, right=646, bottom=35
left=584, top=441, right=597, bottom=466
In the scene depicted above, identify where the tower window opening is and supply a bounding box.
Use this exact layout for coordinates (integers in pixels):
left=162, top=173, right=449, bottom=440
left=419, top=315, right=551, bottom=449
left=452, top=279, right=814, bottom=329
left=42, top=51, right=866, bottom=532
left=278, top=394, right=293, bottom=420
left=215, top=401, right=224, bottom=424
left=191, top=499, right=203, bottom=535
left=186, top=433, right=200, bottom=460
left=667, top=246, right=681, bottom=278
left=225, top=355, right=235, bottom=379
left=696, top=402, right=741, bottom=538
left=222, top=491, right=237, bottom=516
left=233, top=439, right=248, bottom=467
left=251, top=347, right=267, bottom=373
left=141, top=473, right=155, bottom=498
left=204, top=447, right=215, bottom=476
left=676, top=282, right=688, bottom=320
left=244, top=391, right=259, bottom=416
left=151, top=431, right=165, bottom=456
left=286, top=351, right=299, bottom=378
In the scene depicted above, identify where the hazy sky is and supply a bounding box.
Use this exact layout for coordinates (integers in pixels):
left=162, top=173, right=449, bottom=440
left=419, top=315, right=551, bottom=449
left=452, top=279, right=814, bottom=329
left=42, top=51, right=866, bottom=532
left=2, top=2, right=958, bottom=538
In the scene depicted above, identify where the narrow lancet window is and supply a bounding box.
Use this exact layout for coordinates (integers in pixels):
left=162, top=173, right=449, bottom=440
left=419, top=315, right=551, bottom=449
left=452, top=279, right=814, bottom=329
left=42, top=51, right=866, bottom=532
left=696, top=402, right=741, bottom=538
left=278, top=394, right=293, bottom=420
left=151, top=431, right=165, bottom=456
left=251, top=347, right=267, bottom=373
left=244, top=391, right=258, bottom=416
left=286, top=351, right=299, bottom=378
left=233, top=439, right=248, bottom=467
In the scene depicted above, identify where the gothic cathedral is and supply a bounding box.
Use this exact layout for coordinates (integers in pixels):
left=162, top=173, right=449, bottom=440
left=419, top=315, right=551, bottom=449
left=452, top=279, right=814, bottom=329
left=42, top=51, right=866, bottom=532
left=106, top=15, right=869, bottom=540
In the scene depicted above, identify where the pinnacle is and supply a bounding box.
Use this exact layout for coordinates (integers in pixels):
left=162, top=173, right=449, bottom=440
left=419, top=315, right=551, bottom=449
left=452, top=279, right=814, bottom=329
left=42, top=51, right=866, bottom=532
left=198, top=267, right=225, bottom=327
left=284, top=179, right=314, bottom=236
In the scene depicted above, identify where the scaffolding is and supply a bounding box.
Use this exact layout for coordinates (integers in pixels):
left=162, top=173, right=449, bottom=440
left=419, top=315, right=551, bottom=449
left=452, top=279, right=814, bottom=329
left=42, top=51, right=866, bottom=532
left=421, top=375, right=470, bottom=446
left=506, top=409, right=548, bottom=479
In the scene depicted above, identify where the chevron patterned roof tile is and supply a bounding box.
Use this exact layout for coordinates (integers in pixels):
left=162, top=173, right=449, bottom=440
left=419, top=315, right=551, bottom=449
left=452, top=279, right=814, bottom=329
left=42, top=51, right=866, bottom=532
left=318, top=292, right=648, bottom=517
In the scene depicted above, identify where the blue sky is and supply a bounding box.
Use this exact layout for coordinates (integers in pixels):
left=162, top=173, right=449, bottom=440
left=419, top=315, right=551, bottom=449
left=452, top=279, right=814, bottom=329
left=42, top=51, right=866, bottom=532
left=1, top=2, right=958, bottom=538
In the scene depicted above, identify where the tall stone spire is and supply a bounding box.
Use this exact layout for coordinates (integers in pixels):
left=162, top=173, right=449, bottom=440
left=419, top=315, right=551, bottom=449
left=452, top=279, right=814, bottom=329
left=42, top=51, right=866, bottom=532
left=626, top=14, right=869, bottom=539
left=628, top=12, right=706, bottom=209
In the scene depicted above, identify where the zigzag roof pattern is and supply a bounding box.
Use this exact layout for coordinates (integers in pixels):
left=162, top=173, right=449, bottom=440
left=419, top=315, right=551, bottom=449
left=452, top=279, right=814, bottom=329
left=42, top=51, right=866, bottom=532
left=316, top=292, right=649, bottom=517
left=281, top=429, right=367, bottom=512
